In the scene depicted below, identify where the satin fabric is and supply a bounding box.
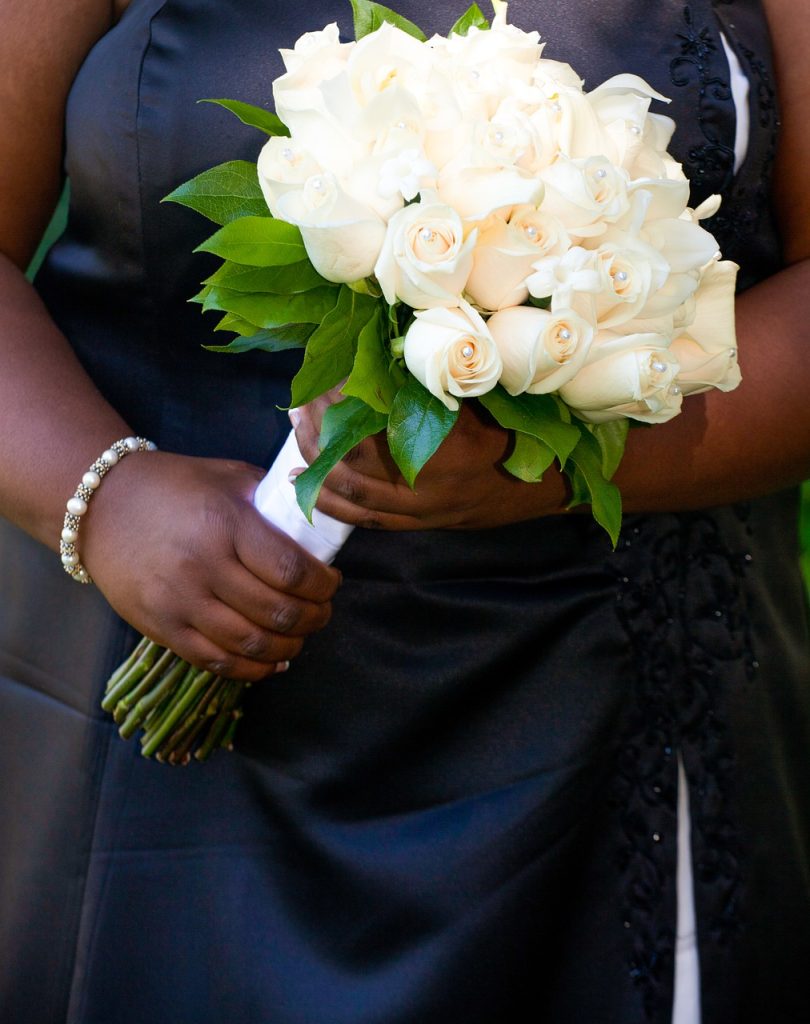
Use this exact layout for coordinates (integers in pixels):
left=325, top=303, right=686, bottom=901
left=1, top=2, right=808, bottom=1022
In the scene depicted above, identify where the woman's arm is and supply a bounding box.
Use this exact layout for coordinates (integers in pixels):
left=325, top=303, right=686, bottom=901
left=0, top=0, right=340, bottom=680
left=293, top=0, right=810, bottom=530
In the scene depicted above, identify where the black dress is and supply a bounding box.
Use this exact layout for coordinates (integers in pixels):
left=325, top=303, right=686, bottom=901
left=1, top=1, right=808, bottom=1022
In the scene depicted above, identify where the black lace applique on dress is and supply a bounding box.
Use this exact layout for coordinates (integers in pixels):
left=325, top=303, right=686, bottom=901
left=609, top=506, right=758, bottom=1020
left=669, top=5, right=735, bottom=201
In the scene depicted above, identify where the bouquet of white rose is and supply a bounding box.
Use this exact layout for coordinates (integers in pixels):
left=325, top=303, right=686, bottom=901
left=102, top=0, right=740, bottom=763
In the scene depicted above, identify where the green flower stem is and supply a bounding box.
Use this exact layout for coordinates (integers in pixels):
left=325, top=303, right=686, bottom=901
left=117, top=658, right=189, bottom=739
left=141, top=670, right=215, bottom=758
left=156, top=674, right=226, bottom=760
left=103, top=635, right=152, bottom=694
left=101, top=641, right=162, bottom=712
left=195, top=682, right=245, bottom=762
left=113, top=648, right=178, bottom=724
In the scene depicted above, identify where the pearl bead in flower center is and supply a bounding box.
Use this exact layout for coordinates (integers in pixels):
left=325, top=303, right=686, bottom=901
left=461, top=344, right=474, bottom=359
left=559, top=329, right=572, bottom=341
left=615, top=270, right=629, bottom=282
left=311, top=176, right=324, bottom=191
left=420, top=228, right=436, bottom=242
left=651, top=359, right=668, bottom=374
left=525, top=225, right=538, bottom=240
left=283, top=147, right=294, bottom=161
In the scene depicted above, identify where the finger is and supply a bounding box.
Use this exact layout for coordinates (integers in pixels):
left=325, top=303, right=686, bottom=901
left=234, top=510, right=341, bottom=603
left=313, top=479, right=429, bottom=531
left=291, top=406, right=321, bottom=468
left=167, top=627, right=292, bottom=684
left=211, top=563, right=333, bottom=637
left=187, top=598, right=306, bottom=667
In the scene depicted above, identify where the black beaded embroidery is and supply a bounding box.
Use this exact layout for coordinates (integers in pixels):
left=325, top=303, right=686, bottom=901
left=609, top=507, right=757, bottom=1020
left=669, top=5, right=735, bottom=199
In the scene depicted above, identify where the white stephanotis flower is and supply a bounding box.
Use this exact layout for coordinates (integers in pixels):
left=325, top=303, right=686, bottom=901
left=276, top=172, right=386, bottom=283
left=403, top=302, right=502, bottom=410
left=465, top=205, right=570, bottom=311
left=559, top=332, right=683, bottom=423
left=487, top=305, right=595, bottom=394
left=257, top=137, right=323, bottom=218
left=377, top=148, right=437, bottom=201
left=373, top=198, right=477, bottom=309
left=526, top=245, right=601, bottom=307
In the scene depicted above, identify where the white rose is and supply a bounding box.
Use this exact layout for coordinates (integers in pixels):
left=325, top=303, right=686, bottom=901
left=465, top=206, right=570, bottom=311
left=273, top=68, right=361, bottom=178
left=559, top=333, right=682, bottom=423
left=403, top=304, right=503, bottom=410
left=278, top=23, right=353, bottom=79
left=540, top=155, right=631, bottom=237
left=438, top=160, right=544, bottom=222
left=374, top=200, right=476, bottom=309
left=487, top=305, right=595, bottom=394
left=670, top=259, right=740, bottom=395
left=347, top=22, right=434, bottom=107
left=642, top=217, right=720, bottom=273
left=276, top=173, right=386, bottom=283
left=257, top=137, right=322, bottom=218
left=592, top=235, right=670, bottom=329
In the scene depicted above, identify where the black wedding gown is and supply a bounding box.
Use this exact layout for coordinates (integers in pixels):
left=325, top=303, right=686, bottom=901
left=1, top=1, right=808, bottom=1022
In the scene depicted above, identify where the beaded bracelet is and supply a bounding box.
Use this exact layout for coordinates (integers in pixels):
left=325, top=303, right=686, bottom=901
left=60, top=436, right=157, bottom=584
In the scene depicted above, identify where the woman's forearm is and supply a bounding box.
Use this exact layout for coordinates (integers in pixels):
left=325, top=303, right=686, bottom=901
left=0, top=253, right=132, bottom=549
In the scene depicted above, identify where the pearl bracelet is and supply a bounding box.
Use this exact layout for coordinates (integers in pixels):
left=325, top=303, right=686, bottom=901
left=60, top=436, right=157, bottom=584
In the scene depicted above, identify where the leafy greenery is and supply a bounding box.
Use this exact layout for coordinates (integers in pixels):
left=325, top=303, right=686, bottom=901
left=289, top=286, right=377, bottom=407
left=202, top=285, right=338, bottom=327
left=588, top=419, right=630, bottom=480
left=503, top=431, right=556, bottom=482
left=199, top=99, right=290, bottom=137
left=203, top=259, right=328, bottom=294
left=342, top=306, right=405, bottom=413
left=566, top=429, right=622, bottom=547
left=162, top=161, right=268, bottom=225
left=449, top=3, right=490, bottom=35
left=195, top=216, right=307, bottom=265
left=350, top=0, right=427, bottom=40
left=294, top=397, right=388, bottom=520
left=478, top=387, right=581, bottom=467
left=387, top=377, right=459, bottom=487
left=204, top=323, right=315, bottom=354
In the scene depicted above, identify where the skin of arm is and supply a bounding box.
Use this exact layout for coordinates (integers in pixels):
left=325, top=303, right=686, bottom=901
left=293, top=0, right=810, bottom=531
left=0, top=0, right=341, bottom=681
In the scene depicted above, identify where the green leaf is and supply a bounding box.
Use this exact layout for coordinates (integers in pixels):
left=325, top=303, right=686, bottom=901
left=195, top=217, right=306, bottom=266
left=199, top=99, right=290, bottom=137
left=342, top=306, right=400, bottom=414
left=503, top=431, right=555, bottom=482
left=478, top=387, right=581, bottom=467
left=566, top=429, right=623, bottom=548
left=213, top=312, right=260, bottom=336
left=162, top=160, right=268, bottom=225
left=294, top=397, right=388, bottom=521
left=587, top=419, right=630, bottom=480
left=202, top=285, right=338, bottom=327
left=203, top=259, right=329, bottom=294
left=449, top=3, right=489, bottom=35
left=205, top=323, right=315, bottom=353
left=350, top=0, right=427, bottom=40
left=387, top=376, right=459, bottom=488
left=289, top=286, right=378, bottom=407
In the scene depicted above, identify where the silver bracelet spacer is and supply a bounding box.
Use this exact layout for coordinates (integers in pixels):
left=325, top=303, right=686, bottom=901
left=60, top=435, right=157, bottom=584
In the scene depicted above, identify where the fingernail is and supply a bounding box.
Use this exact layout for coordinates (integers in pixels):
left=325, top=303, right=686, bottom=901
left=288, top=408, right=301, bottom=428
left=287, top=467, right=304, bottom=483
left=276, top=660, right=290, bottom=673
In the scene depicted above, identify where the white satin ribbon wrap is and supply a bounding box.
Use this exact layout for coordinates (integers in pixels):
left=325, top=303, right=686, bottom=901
left=252, top=430, right=354, bottom=565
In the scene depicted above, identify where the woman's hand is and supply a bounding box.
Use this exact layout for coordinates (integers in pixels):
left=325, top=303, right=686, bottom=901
left=81, top=451, right=341, bottom=682
left=292, top=391, right=570, bottom=531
